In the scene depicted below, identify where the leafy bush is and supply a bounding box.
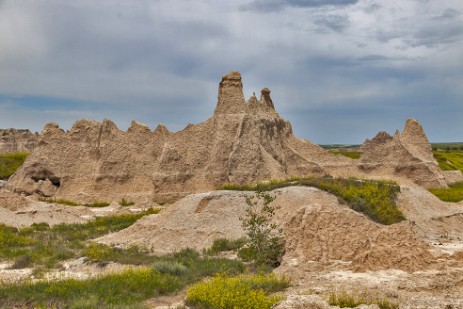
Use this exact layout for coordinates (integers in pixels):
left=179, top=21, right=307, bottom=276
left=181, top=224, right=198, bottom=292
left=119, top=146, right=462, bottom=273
left=429, top=182, right=463, bottom=202
left=238, top=193, right=285, bottom=267
left=186, top=273, right=289, bottom=309
left=152, top=261, right=188, bottom=276
left=205, top=238, right=245, bottom=255
left=0, top=152, right=29, bottom=180
left=119, top=198, right=135, bottom=207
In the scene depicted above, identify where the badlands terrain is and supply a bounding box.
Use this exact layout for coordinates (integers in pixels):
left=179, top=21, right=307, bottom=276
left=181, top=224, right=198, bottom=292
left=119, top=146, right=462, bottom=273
left=1, top=71, right=463, bottom=308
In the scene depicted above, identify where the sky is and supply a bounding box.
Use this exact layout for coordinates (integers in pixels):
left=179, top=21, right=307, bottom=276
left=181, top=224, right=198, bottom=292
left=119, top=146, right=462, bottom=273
left=0, top=0, right=462, bottom=144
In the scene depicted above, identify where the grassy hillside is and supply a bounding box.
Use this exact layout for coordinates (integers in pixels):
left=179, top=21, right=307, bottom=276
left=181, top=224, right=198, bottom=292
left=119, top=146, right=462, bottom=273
left=431, top=149, right=463, bottom=202
left=433, top=151, right=463, bottom=172
left=0, top=152, right=29, bottom=180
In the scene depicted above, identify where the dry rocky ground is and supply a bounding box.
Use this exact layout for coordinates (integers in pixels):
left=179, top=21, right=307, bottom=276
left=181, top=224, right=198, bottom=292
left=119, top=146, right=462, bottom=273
left=1, top=71, right=463, bottom=308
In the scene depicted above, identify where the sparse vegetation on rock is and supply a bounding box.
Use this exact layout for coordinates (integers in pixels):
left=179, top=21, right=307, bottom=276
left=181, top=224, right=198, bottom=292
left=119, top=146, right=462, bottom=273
left=0, top=152, right=29, bottom=180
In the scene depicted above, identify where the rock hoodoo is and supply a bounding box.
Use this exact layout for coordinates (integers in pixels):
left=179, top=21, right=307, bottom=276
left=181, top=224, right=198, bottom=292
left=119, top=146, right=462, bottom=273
left=7, top=72, right=335, bottom=202
left=6, top=72, right=447, bottom=201
left=359, top=119, right=447, bottom=188
left=0, top=129, right=39, bottom=154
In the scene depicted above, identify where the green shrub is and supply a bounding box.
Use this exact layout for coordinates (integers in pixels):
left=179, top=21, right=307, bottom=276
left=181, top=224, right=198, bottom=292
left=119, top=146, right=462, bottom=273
left=0, top=152, right=29, bottom=180
left=119, top=198, right=135, bottom=207
left=152, top=261, right=188, bottom=276
left=429, top=182, right=463, bottom=202
left=205, top=238, right=245, bottom=255
left=186, top=273, right=288, bottom=309
left=238, top=193, right=285, bottom=267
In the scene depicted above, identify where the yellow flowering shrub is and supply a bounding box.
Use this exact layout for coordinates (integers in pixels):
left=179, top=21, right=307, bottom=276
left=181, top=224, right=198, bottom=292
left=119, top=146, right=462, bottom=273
left=186, top=273, right=289, bottom=309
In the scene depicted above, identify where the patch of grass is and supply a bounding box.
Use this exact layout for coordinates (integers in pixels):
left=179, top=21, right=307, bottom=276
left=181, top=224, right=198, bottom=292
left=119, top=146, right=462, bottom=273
left=329, top=151, right=362, bottom=159
left=328, top=289, right=398, bottom=309
left=205, top=238, right=246, bottom=255
left=0, top=152, right=29, bottom=180
left=433, top=151, right=463, bottom=172
left=0, top=208, right=161, bottom=269
left=119, top=198, right=135, bottom=207
left=38, top=197, right=80, bottom=206
left=0, top=248, right=246, bottom=308
left=429, top=182, right=463, bottom=202
left=84, top=201, right=111, bottom=207
left=220, top=177, right=404, bottom=225
left=186, top=273, right=289, bottom=309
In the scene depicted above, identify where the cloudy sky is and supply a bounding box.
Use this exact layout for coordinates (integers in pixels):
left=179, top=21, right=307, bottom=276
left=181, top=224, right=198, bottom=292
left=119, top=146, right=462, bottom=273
left=0, top=0, right=462, bottom=144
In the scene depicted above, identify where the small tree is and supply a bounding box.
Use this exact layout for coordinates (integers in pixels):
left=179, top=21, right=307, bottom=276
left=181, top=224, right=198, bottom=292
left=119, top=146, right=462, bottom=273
left=238, top=192, right=285, bottom=267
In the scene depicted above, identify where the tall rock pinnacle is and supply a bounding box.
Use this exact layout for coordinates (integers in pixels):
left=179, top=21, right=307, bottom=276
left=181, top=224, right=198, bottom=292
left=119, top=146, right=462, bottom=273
left=214, top=71, right=246, bottom=114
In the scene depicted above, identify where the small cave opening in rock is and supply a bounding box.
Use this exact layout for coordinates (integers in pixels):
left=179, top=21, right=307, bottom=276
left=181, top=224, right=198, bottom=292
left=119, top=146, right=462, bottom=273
left=31, top=172, right=61, bottom=188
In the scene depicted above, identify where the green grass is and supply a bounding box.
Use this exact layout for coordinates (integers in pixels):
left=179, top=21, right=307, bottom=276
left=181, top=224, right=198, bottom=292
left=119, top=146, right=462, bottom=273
left=329, top=151, right=362, bottom=159
left=0, top=248, right=245, bottom=308
left=38, top=197, right=80, bottom=206
left=84, top=201, right=111, bottom=207
left=38, top=198, right=111, bottom=208
left=0, top=152, right=29, bottom=180
left=0, top=208, right=161, bottom=269
left=119, top=198, right=135, bottom=207
left=433, top=151, right=463, bottom=172
left=429, top=182, right=463, bottom=202
left=186, top=273, right=289, bottom=309
left=328, top=289, right=398, bottom=309
left=204, top=238, right=246, bottom=255
left=220, top=177, right=404, bottom=225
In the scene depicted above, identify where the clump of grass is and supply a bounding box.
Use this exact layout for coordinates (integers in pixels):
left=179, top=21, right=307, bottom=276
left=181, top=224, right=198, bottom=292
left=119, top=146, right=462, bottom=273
left=84, top=201, right=111, bottom=207
left=119, top=198, right=135, bottom=207
left=38, top=197, right=80, bottom=206
left=205, top=238, right=246, bottom=255
left=0, top=208, right=161, bottom=269
left=186, top=273, right=289, bottom=309
left=429, top=182, right=463, bottom=202
left=0, top=152, right=29, bottom=180
left=0, top=248, right=246, bottom=308
left=220, top=177, right=404, bottom=225
left=433, top=151, right=463, bottom=172
left=330, top=151, right=362, bottom=159
left=327, top=289, right=398, bottom=309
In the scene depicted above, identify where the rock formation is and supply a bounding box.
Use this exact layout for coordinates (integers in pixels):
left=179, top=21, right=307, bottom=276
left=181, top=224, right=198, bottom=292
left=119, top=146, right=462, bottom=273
left=6, top=72, right=447, bottom=201
left=359, top=119, right=447, bottom=188
left=0, top=129, right=38, bottom=154
left=7, top=72, right=340, bottom=202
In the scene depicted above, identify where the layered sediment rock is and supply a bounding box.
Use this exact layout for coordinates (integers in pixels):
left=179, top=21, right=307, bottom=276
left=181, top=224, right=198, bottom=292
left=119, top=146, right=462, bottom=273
left=0, top=129, right=38, bottom=154
left=359, top=119, right=447, bottom=188
left=7, top=72, right=332, bottom=202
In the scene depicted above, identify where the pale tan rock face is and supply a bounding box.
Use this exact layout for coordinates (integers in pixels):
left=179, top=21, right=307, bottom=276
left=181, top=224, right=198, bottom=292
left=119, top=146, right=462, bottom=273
left=0, top=129, right=38, bottom=154
left=359, top=118, right=447, bottom=188
left=6, top=72, right=446, bottom=201
left=7, top=72, right=329, bottom=202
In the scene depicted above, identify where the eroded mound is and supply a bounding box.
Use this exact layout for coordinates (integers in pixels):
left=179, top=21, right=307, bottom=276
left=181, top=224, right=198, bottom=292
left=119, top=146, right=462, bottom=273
left=99, top=186, right=433, bottom=272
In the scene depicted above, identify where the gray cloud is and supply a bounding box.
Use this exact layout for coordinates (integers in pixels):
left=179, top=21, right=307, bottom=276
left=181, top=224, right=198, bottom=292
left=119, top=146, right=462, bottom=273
left=314, top=14, right=349, bottom=32
left=242, top=0, right=359, bottom=12
left=0, top=0, right=462, bottom=143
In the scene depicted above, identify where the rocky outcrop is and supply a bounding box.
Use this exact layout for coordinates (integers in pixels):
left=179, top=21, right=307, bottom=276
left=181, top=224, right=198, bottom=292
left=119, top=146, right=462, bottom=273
left=7, top=72, right=337, bottom=202
left=0, top=129, right=38, bottom=154
left=359, top=119, right=447, bottom=188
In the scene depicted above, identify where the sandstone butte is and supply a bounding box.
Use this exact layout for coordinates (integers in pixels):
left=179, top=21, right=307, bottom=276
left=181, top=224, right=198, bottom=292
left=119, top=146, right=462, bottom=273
left=0, top=129, right=38, bottom=154
left=6, top=71, right=452, bottom=202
